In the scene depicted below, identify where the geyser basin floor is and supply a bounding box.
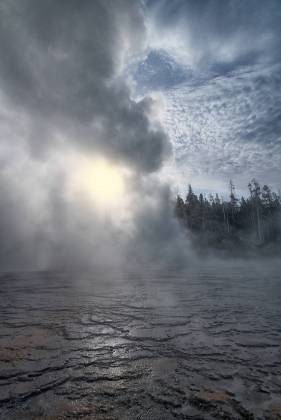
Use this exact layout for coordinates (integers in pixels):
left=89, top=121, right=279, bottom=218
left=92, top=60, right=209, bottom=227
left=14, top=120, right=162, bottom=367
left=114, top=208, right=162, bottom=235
left=0, top=265, right=281, bottom=419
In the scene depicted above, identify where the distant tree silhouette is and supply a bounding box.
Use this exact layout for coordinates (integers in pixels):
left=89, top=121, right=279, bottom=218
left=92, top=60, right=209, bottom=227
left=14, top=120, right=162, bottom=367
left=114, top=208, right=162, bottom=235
left=175, top=179, right=281, bottom=252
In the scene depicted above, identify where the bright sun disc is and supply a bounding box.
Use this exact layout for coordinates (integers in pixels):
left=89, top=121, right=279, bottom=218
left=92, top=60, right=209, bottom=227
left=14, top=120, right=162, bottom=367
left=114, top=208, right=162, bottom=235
left=68, top=155, right=129, bottom=208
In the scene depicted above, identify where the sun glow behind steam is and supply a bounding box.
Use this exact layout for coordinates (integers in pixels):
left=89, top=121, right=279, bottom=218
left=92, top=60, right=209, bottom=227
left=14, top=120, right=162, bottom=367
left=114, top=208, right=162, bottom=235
left=81, top=158, right=124, bottom=201
left=66, top=154, right=133, bottom=223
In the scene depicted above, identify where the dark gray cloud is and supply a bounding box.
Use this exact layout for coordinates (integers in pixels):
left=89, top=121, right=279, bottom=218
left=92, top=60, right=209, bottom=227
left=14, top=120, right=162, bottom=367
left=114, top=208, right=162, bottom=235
left=0, top=0, right=192, bottom=271
left=145, top=0, right=281, bottom=73
left=0, top=0, right=170, bottom=172
left=133, top=49, right=191, bottom=92
left=1, top=0, right=280, bottom=270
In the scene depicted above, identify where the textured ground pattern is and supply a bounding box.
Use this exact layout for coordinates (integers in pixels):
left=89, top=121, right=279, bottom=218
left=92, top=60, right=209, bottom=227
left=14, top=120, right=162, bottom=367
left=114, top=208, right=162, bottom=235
left=0, top=266, right=281, bottom=419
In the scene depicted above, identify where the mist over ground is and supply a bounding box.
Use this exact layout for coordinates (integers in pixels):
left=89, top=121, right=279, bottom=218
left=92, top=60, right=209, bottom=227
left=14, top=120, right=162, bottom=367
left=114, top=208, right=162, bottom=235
left=1, top=0, right=281, bottom=271
left=0, top=0, right=193, bottom=271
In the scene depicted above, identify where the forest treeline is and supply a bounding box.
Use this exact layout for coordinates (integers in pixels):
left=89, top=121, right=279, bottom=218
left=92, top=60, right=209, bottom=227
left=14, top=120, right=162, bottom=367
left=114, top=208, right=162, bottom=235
left=175, top=179, right=281, bottom=254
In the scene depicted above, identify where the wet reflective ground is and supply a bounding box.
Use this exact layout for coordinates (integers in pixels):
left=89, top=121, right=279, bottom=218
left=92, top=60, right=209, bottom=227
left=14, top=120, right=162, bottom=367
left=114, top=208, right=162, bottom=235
left=0, top=264, right=281, bottom=419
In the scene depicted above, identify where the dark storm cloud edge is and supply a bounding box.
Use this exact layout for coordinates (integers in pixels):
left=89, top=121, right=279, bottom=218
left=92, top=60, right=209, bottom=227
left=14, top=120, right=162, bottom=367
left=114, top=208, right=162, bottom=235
left=0, top=0, right=170, bottom=172
left=146, top=0, right=281, bottom=71
left=0, top=0, right=192, bottom=270
left=1, top=0, right=280, bottom=270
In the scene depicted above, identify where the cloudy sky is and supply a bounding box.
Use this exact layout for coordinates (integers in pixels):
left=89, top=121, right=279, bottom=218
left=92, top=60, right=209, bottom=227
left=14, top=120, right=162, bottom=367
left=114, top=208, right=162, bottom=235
left=136, top=0, right=281, bottom=194
left=0, top=0, right=280, bottom=269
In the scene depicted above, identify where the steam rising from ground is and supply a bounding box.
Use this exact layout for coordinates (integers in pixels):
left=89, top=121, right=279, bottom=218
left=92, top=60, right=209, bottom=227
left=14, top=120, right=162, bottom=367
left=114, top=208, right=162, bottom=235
left=0, top=0, right=189, bottom=271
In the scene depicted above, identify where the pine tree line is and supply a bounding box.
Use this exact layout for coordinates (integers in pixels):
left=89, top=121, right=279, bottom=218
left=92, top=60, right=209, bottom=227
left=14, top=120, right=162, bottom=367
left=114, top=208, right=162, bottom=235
left=175, top=179, right=281, bottom=251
